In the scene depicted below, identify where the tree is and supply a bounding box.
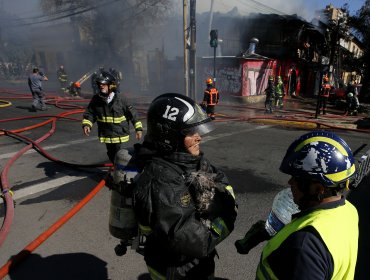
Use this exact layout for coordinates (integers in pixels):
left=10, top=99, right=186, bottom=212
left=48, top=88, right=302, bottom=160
left=347, top=0, right=370, bottom=102
left=39, top=0, right=173, bottom=83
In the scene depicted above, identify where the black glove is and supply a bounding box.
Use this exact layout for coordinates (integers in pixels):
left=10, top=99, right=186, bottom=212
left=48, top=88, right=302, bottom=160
left=235, top=220, right=271, bottom=255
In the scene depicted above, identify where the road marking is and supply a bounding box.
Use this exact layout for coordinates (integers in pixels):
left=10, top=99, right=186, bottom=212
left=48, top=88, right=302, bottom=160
left=0, top=124, right=271, bottom=200
left=0, top=138, right=97, bottom=160
left=0, top=175, right=87, bottom=203
left=202, top=125, right=272, bottom=143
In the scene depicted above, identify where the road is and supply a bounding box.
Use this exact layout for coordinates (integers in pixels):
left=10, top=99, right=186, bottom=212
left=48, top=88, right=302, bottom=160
left=0, top=90, right=369, bottom=280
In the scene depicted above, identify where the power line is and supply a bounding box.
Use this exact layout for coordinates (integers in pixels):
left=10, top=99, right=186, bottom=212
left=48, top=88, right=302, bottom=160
left=235, top=0, right=273, bottom=14
left=237, top=0, right=286, bottom=15
left=7, top=0, right=123, bottom=27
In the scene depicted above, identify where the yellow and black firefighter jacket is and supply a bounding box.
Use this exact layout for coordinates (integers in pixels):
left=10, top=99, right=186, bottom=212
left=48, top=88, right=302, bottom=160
left=57, top=69, right=68, bottom=83
left=256, top=198, right=358, bottom=280
left=82, top=93, right=143, bottom=144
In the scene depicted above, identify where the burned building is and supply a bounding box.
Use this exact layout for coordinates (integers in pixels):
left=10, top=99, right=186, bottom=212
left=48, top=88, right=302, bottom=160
left=198, top=12, right=327, bottom=102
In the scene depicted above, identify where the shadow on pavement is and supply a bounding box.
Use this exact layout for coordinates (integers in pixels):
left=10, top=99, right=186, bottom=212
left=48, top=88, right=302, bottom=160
left=8, top=252, right=109, bottom=279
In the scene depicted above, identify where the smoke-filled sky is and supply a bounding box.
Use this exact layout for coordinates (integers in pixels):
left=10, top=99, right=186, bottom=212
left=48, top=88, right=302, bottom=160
left=2, top=0, right=365, bottom=20
left=195, top=0, right=364, bottom=19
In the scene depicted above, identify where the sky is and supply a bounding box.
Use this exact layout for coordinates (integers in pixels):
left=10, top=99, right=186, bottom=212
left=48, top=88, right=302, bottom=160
left=1, top=0, right=366, bottom=20
left=195, top=0, right=365, bottom=20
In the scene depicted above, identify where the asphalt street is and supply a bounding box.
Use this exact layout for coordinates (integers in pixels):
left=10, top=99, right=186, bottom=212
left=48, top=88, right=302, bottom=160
left=0, top=86, right=369, bottom=280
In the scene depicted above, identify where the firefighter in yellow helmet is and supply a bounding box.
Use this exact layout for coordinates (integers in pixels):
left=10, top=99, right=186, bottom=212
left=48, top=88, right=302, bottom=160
left=256, top=130, right=358, bottom=280
left=202, top=78, right=219, bottom=120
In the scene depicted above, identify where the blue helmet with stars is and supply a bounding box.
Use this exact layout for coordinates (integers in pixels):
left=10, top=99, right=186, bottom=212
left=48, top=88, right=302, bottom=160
left=280, top=131, right=356, bottom=187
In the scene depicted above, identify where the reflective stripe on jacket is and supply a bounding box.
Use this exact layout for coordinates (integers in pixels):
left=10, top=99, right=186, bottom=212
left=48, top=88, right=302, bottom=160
left=257, top=200, right=358, bottom=280
left=321, top=83, right=331, bottom=97
left=204, top=87, right=219, bottom=105
left=82, top=93, right=142, bottom=144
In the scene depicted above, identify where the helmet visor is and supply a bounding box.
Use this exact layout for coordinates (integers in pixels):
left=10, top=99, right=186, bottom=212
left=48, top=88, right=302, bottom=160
left=181, top=121, right=215, bottom=136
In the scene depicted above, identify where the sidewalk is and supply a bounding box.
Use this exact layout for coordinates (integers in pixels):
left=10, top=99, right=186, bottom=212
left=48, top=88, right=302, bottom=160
left=221, top=95, right=370, bottom=131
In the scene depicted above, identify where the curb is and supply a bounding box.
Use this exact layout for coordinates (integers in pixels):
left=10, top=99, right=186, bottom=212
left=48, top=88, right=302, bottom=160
left=250, top=118, right=358, bottom=130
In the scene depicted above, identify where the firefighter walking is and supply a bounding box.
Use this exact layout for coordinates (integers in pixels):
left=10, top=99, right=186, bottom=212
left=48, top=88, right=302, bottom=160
left=82, top=71, right=143, bottom=163
left=202, top=78, right=219, bottom=120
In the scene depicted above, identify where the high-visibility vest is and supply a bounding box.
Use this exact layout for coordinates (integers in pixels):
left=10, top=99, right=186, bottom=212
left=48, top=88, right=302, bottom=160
left=256, top=201, right=358, bottom=280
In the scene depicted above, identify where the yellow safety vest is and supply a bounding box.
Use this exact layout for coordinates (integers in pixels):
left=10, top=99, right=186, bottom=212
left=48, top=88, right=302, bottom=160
left=257, top=200, right=358, bottom=280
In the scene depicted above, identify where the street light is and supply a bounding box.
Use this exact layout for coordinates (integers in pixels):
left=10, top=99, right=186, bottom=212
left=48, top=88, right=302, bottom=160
left=210, top=29, right=218, bottom=85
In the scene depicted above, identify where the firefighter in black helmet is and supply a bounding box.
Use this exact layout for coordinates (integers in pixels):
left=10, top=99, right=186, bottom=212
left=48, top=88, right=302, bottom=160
left=82, top=71, right=143, bottom=163
left=132, top=93, right=237, bottom=279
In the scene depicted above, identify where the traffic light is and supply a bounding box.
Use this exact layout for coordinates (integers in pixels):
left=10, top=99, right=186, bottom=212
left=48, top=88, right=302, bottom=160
left=210, top=29, right=218, bottom=48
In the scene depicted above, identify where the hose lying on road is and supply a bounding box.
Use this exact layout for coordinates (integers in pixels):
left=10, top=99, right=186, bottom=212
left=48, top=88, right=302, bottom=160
left=0, top=177, right=108, bottom=279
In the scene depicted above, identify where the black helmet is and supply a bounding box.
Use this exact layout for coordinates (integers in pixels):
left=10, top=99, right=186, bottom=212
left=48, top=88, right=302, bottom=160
left=96, top=71, right=116, bottom=85
left=96, top=71, right=117, bottom=95
left=146, top=93, right=215, bottom=153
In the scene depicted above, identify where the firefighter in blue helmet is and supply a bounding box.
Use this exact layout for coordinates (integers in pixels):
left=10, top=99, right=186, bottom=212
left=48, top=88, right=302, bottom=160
left=256, top=130, right=358, bottom=280
left=132, top=93, right=237, bottom=279
left=82, top=71, right=143, bottom=163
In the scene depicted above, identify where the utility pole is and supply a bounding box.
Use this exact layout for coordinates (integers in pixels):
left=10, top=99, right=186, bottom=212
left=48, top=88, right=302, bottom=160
left=189, top=0, right=196, bottom=100
left=183, top=0, right=189, bottom=97
left=208, top=0, right=215, bottom=55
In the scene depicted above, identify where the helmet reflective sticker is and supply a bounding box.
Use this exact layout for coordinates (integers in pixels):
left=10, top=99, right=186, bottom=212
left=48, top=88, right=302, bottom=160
left=175, top=97, right=194, bottom=122
left=280, top=131, right=355, bottom=187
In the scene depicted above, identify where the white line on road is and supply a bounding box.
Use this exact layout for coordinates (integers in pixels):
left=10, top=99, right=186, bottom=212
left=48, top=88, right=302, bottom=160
left=0, top=175, right=87, bottom=204
left=202, top=125, right=272, bottom=143
left=0, top=137, right=97, bottom=160
left=1, top=124, right=271, bottom=200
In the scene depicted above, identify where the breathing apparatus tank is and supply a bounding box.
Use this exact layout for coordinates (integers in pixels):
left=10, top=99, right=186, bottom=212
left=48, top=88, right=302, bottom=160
left=109, top=148, right=138, bottom=256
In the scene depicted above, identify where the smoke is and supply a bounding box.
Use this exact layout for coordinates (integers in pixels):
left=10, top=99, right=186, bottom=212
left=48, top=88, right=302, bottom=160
left=196, top=0, right=322, bottom=21
left=2, top=0, right=40, bottom=17
left=0, top=0, right=355, bottom=100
